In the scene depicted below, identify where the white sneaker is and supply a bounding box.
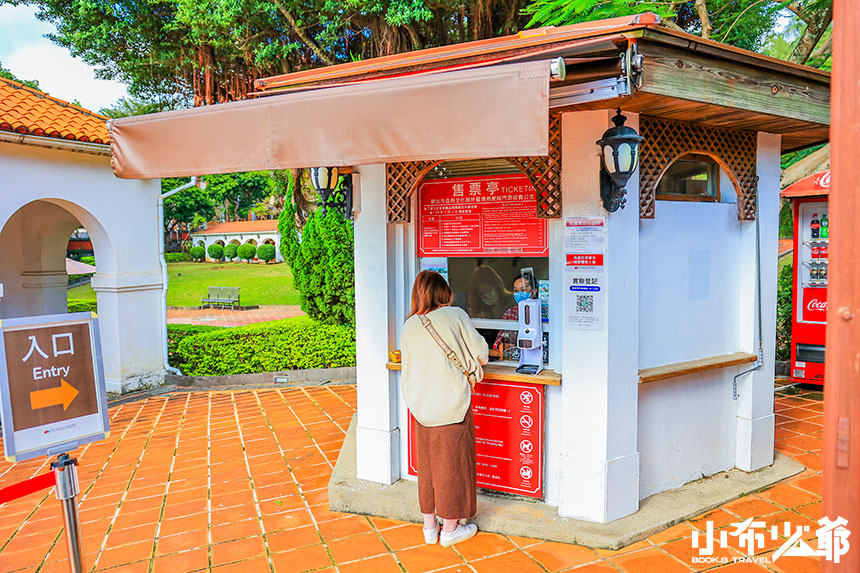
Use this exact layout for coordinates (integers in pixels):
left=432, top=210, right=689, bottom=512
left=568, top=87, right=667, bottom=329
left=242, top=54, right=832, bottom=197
left=423, top=524, right=439, bottom=544
left=439, top=523, right=478, bottom=547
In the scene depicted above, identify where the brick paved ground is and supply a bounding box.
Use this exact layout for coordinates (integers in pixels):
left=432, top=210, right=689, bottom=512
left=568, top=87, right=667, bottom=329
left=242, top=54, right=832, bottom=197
left=166, top=305, right=305, bottom=327
left=0, top=385, right=824, bottom=572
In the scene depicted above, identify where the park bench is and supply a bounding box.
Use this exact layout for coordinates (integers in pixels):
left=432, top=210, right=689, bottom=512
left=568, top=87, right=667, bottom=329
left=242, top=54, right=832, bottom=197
left=201, top=286, right=240, bottom=310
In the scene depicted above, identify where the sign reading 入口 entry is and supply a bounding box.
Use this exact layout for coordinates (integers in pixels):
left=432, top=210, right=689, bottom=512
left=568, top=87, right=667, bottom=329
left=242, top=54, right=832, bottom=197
left=0, top=313, right=109, bottom=462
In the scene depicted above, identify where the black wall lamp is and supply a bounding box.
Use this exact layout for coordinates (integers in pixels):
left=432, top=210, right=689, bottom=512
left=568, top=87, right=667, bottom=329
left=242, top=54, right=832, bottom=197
left=596, top=109, right=643, bottom=212
left=310, top=166, right=353, bottom=219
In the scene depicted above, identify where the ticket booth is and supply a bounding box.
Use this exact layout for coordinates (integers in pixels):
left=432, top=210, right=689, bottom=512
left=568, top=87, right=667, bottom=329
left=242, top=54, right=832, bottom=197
left=106, top=13, right=830, bottom=535
left=781, top=170, right=830, bottom=385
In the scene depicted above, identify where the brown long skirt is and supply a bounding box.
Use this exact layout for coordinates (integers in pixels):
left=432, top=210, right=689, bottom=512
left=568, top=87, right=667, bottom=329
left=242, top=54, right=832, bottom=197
left=415, top=408, right=477, bottom=520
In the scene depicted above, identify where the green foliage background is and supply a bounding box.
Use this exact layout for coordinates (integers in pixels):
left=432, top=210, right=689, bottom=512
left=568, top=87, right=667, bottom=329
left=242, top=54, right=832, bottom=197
left=776, top=263, right=793, bottom=361
left=279, top=173, right=355, bottom=326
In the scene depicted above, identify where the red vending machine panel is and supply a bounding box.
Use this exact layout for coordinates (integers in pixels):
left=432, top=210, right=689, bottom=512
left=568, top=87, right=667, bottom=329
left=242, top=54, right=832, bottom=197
left=790, top=198, right=828, bottom=384
left=408, top=379, right=545, bottom=499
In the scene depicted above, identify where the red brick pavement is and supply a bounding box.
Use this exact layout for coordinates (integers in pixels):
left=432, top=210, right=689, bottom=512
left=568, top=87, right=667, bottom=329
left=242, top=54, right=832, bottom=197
left=0, top=386, right=826, bottom=572
left=166, top=305, right=305, bottom=327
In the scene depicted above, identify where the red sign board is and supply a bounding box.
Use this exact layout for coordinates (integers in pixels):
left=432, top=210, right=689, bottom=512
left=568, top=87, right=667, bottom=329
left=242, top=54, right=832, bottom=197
left=417, top=175, right=548, bottom=257
left=408, top=379, right=544, bottom=498
left=565, top=254, right=604, bottom=267
left=802, top=288, right=828, bottom=323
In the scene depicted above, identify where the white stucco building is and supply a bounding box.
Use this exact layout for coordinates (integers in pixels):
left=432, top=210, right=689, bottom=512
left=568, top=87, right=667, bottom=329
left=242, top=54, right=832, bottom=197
left=105, top=13, right=829, bottom=531
left=190, top=219, right=283, bottom=262
left=0, top=76, right=165, bottom=393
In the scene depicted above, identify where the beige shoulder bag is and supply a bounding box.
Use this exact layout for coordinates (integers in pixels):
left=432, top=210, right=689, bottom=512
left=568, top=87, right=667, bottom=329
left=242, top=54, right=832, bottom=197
left=418, top=314, right=478, bottom=392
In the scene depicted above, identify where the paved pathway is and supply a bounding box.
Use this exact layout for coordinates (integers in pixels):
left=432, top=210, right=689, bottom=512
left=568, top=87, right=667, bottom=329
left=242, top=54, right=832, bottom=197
left=167, top=305, right=305, bottom=327
left=0, top=386, right=824, bottom=572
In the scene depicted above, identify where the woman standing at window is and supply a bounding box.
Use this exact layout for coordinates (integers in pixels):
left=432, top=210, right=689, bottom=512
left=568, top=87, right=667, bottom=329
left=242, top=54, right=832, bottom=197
left=401, top=270, right=489, bottom=546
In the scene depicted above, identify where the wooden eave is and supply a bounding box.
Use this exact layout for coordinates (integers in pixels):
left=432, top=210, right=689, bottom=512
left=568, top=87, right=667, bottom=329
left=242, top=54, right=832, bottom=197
left=557, top=29, right=830, bottom=153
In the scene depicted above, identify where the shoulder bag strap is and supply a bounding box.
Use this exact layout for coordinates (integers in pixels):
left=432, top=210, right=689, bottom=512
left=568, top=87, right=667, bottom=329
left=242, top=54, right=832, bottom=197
left=418, top=314, right=474, bottom=380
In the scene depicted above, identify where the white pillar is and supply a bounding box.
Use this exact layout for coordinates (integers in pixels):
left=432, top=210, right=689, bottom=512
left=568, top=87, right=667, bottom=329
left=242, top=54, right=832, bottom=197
left=735, top=132, right=780, bottom=471
left=91, top=271, right=165, bottom=393
left=353, top=163, right=400, bottom=484
left=556, top=110, right=640, bottom=523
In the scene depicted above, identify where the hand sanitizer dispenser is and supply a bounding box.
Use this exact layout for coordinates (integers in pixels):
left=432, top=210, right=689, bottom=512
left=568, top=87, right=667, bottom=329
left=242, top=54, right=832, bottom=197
left=516, top=268, right=543, bottom=375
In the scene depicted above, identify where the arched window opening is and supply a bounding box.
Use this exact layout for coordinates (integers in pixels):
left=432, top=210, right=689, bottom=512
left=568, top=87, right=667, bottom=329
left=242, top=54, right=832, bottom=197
left=656, top=154, right=720, bottom=202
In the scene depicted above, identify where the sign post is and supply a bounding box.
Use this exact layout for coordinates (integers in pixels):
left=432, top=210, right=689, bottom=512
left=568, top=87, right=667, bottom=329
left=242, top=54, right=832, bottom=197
left=0, top=312, right=109, bottom=572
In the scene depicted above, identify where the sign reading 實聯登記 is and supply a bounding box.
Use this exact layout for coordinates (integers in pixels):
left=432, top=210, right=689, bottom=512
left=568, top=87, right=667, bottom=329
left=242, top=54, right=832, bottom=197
left=0, top=313, right=109, bottom=462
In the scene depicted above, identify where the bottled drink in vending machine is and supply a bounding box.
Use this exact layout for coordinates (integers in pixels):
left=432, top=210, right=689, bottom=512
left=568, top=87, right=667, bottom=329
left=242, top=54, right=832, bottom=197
left=811, top=245, right=820, bottom=259
left=821, top=243, right=828, bottom=259
left=811, top=213, right=820, bottom=239
left=820, top=265, right=827, bottom=282
left=810, top=266, right=819, bottom=282
left=821, top=213, right=829, bottom=239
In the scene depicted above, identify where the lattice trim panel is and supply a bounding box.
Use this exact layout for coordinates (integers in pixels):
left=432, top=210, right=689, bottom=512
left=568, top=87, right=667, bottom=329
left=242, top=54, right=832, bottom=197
left=386, top=114, right=562, bottom=222
left=639, top=116, right=757, bottom=221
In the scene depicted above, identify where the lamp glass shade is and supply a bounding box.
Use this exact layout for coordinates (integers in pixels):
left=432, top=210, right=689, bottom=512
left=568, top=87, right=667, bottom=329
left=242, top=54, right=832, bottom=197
left=617, top=142, right=633, bottom=173
left=603, top=146, right=617, bottom=174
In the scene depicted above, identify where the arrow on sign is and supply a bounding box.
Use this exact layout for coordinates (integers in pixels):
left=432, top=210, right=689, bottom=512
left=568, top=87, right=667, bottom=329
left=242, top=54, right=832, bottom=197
left=30, top=379, right=79, bottom=411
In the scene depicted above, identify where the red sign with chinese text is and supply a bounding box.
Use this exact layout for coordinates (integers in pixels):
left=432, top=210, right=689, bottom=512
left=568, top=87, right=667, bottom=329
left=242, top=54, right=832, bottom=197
left=565, top=254, right=604, bottom=266
left=802, top=288, right=828, bottom=323
left=417, top=175, right=548, bottom=257
left=408, top=379, right=544, bottom=498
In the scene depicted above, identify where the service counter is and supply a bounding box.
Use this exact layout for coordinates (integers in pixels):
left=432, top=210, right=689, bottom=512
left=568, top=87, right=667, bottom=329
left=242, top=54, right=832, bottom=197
left=388, top=362, right=559, bottom=498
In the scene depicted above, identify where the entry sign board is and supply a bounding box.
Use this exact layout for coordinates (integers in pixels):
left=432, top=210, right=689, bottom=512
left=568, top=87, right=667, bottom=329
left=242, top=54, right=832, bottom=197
left=408, top=379, right=544, bottom=498
left=0, top=313, right=109, bottom=462
left=418, top=174, right=548, bottom=257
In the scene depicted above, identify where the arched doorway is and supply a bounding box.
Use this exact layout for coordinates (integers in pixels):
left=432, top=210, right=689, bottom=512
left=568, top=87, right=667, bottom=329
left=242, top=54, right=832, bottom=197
left=0, top=199, right=114, bottom=319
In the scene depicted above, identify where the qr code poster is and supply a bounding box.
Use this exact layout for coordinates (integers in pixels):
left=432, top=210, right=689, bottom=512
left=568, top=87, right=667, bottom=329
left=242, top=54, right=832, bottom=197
left=566, top=273, right=604, bottom=331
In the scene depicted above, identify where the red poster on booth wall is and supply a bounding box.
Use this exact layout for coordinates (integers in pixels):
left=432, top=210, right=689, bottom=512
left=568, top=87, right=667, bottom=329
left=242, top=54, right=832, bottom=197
left=802, top=288, right=827, bottom=323
left=417, top=175, right=548, bottom=257
left=408, top=379, right=544, bottom=499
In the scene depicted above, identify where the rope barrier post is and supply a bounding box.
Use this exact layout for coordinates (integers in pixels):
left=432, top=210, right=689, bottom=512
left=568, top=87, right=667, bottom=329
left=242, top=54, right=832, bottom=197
left=52, top=454, right=84, bottom=573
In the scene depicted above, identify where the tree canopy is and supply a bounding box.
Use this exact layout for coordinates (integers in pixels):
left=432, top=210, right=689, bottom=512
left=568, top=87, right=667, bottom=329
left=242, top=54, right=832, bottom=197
left=14, top=0, right=533, bottom=105
left=524, top=1, right=832, bottom=67
left=0, top=60, right=41, bottom=89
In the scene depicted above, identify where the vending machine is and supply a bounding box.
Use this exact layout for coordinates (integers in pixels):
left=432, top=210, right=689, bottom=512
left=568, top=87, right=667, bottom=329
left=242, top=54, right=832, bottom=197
left=782, top=170, right=830, bottom=385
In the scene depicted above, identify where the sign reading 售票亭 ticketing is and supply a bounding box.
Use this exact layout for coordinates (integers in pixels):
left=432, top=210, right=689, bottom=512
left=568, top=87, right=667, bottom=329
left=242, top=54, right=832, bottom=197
left=0, top=313, right=109, bottom=462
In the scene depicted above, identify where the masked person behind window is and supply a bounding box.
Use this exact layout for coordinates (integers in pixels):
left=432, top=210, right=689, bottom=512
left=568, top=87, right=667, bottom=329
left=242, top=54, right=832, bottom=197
left=401, top=270, right=489, bottom=547
left=493, top=275, right=534, bottom=359
left=466, top=264, right=510, bottom=319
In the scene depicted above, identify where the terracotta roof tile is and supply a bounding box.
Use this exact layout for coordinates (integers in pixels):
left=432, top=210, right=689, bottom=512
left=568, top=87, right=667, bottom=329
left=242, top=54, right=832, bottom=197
left=193, top=220, right=280, bottom=235
left=0, top=76, right=109, bottom=145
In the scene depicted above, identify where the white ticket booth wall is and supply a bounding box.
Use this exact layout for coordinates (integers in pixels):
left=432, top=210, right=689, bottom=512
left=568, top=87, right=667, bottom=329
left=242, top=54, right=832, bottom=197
left=355, top=108, right=780, bottom=524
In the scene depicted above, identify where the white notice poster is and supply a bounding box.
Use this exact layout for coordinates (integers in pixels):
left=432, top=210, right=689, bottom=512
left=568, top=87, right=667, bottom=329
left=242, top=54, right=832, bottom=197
left=564, top=217, right=605, bottom=270
left=420, top=257, right=449, bottom=283
left=566, top=272, right=604, bottom=330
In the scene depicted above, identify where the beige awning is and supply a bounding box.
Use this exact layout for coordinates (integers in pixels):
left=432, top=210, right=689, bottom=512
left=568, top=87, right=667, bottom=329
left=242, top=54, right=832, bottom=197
left=109, top=61, right=551, bottom=179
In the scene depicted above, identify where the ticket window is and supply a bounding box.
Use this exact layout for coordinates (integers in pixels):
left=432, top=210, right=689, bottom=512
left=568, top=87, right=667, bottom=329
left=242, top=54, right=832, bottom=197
left=416, top=169, right=551, bottom=365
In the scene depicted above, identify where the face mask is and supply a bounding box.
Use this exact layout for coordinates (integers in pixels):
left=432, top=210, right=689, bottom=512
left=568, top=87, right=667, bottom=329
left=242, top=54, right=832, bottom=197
left=513, top=291, right=531, bottom=304
left=481, top=290, right=499, bottom=306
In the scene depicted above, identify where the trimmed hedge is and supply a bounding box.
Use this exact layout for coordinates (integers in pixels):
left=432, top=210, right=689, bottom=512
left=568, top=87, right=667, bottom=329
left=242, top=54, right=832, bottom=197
left=257, top=243, right=276, bottom=263
left=165, top=252, right=191, bottom=263
left=68, top=299, right=97, bottom=313
left=208, top=243, right=224, bottom=260
left=190, top=246, right=205, bottom=261
left=174, top=316, right=355, bottom=375
left=80, top=256, right=96, bottom=266
left=166, top=324, right=225, bottom=369
left=237, top=243, right=257, bottom=262
left=224, top=243, right=238, bottom=261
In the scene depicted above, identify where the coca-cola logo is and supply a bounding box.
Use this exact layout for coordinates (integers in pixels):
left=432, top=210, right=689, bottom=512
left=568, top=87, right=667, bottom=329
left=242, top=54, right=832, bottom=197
left=807, top=299, right=827, bottom=312
left=817, top=170, right=831, bottom=189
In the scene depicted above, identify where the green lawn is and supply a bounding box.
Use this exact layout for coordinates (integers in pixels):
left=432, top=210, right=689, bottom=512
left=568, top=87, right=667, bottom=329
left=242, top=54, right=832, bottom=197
left=69, top=261, right=300, bottom=307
